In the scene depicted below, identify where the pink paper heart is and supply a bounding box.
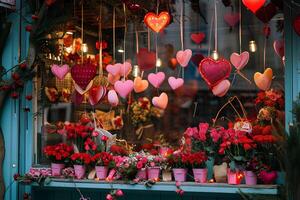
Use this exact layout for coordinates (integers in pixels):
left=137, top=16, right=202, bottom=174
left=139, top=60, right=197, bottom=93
left=230, top=51, right=249, bottom=70
left=212, top=79, right=231, bottom=97
left=88, top=86, right=106, bottom=106
left=168, top=76, right=184, bottom=90
left=176, top=49, right=192, bottom=67
left=51, top=64, right=69, bottom=80
left=108, top=90, right=119, bottom=106
left=152, top=92, right=168, bottom=110
left=106, top=64, right=121, bottom=76
left=224, top=13, right=240, bottom=27
left=119, top=62, right=132, bottom=77
left=190, top=32, right=205, bottom=44
left=148, top=72, right=165, bottom=88
left=273, top=40, right=285, bottom=58
left=114, top=80, right=134, bottom=98
left=108, top=73, right=120, bottom=85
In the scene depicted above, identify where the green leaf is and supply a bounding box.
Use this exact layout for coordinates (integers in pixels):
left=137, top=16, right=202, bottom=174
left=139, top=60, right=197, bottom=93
left=44, top=177, right=52, bottom=185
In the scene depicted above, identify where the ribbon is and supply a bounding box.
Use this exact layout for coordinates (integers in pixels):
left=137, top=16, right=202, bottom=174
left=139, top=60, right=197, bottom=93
left=135, top=124, right=154, bottom=140
left=73, top=80, right=94, bottom=95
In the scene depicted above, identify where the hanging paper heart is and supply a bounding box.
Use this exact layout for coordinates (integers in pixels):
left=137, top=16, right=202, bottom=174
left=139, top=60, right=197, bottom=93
left=72, top=91, right=84, bottom=105
left=106, top=64, right=120, bottom=76
left=168, top=77, right=184, bottom=90
left=273, top=40, right=285, bottom=58
left=198, top=57, right=232, bottom=88
left=254, top=68, right=273, bottom=91
left=190, top=32, right=205, bottom=44
left=242, top=0, right=266, bottom=13
left=152, top=92, right=168, bottom=110
left=176, top=49, right=192, bottom=67
left=108, top=90, right=119, bottom=107
left=191, top=53, right=205, bottom=67
left=119, top=62, right=132, bottom=77
left=51, top=64, right=69, bottom=80
left=212, top=80, right=231, bottom=97
left=224, top=13, right=240, bottom=27
left=71, top=63, right=97, bottom=90
left=293, top=15, right=300, bottom=36
left=144, top=12, right=170, bottom=33
left=114, top=80, right=134, bottom=98
left=133, top=77, right=149, bottom=93
left=148, top=72, right=165, bottom=88
left=255, top=2, right=277, bottom=23
left=108, top=73, right=120, bottom=85
left=230, top=51, right=249, bottom=71
left=88, top=85, right=106, bottom=106
left=137, top=48, right=156, bottom=71
left=73, top=80, right=94, bottom=95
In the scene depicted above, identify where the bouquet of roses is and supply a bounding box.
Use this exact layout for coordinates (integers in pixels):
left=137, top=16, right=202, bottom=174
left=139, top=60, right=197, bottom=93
left=112, top=155, right=138, bottom=181
left=146, top=154, right=164, bottom=168
left=70, top=153, right=92, bottom=165
left=43, top=143, right=73, bottom=164
left=92, top=152, right=114, bottom=167
left=134, top=152, right=148, bottom=170
left=167, top=151, right=190, bottom=169
left=186, top=151, right=208, bottom=169
left=255, top=89, right=284, bottom=110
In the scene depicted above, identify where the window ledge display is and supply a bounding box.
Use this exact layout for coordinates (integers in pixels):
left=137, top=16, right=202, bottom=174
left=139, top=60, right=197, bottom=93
left=32, top=178, right=279, bottom=195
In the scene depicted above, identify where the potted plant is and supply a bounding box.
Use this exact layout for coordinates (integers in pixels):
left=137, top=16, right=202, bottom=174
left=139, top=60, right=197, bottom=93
left=112, top=155, right=138, bottom=181
left=187, top=151, right=208, bottom=183
left=70, top=153, right=92, bottom=179
left=146, top=154, right=163, bottom=180
left=43, top=143, right=73, bottom=176
left=92, top=152, right=114, bottom=180
left=134, top=153, right=148, bottom=180
left=168, top=152, right=189, bottom=182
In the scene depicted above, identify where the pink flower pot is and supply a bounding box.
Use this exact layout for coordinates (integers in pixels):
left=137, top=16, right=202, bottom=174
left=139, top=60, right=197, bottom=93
left=147, top=167, right=160, bottom=180
left=244, top=171, right=257, bottom=185
left=173, top=168, right=187, bottom=182
left=74, top=165, right=86, bottom=179
left=136, top=169, right=147, bottom=180
left=51, top=163, right=65, bottom=176
left=193, top=168, right=208, bottom=183
left=227, top=169, right=243, bottom=185
left=95, top=166, right=108, bottom=180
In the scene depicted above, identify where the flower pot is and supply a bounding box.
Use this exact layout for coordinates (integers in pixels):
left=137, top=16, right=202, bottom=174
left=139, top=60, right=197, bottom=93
left=147, top=167, right=160, bottom=180
left=193, top=168, right=208, bottom=183
left=173, top=168, right=187, bottom=182
left=213, top=162, right=227, bottom=183
left=162, top=170, right=172, bottom=182
left=136, top=168, right=147, bottom=180
left=259, top=170, right=277, bottom=184
left=244, top=171, right=257, bottom=185
left=95, top=166, right=108, bottom=180
left=51, top=163, right=65, bottom=176
left=74, top=165, right=86, bottom=179
left=227, top=169, right=243, bottom=185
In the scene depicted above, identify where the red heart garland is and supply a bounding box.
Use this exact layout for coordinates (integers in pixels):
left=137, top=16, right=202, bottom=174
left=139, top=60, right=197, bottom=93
left=71, top=63, right=97, bottom=90
left=190, top=33, right=205, bottom=44
left=137, top=48, right=156, bottom=71
left=198, top=57, right=232, bottom=88
left=293, top=15, right=300, bottom=36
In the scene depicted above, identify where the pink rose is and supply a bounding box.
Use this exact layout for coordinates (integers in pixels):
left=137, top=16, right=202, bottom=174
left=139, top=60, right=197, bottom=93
left=198, top=123, right=209, bottom=141
left=136, top=161, right=143, bottom=169
left=106, top=194, right=113, bottom=200
left=150, top=162, right=155, bottom=167
left=92, top=131, right=99, bottom=137
left=115, top=189, right=124, bottom=197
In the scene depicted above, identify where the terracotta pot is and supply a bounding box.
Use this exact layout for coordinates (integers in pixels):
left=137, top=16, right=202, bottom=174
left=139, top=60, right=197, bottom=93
left=162, top=170, right=172, bottom=182
left=147, top=167, right=160, bottom=180
left=173, top=168, right=187, bottom=182
left=95, top=166, right=108, bottom=180
left=213, top=162, right=227, bottom=183
left=193, top=168, right=208, bottom=183
left=51, top=163, right=65, bottom=176
left=244, top=171, right=257, bottom=185
left=74, top=165, right=86, bottom=179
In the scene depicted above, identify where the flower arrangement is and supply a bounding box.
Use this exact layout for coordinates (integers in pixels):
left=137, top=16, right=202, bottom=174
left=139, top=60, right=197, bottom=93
left=255, top=89, right=284, bottom=110
left=167, top=151, right=190, bottom=169
left=70, top=153, right=92, bottom=165
left=112, top=155, right=138, bottom=181
left=186, top=151, right=208, bottom=169
left=146, top=154, right=164, bottom=168
left=43, top=143, right=73, bottom=164
left=92, top=152, right=114, bottom=167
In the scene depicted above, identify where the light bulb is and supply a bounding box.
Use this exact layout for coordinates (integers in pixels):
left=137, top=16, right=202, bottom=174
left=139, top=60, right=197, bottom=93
left=156, top=58, right=162, bottom=67
left=81, top=43, right=88, bottom=53
left=249, top=40, right=257, bottom=52
left=132, top=65, right=140, bottom=77
left=118, top=49, right=124, bottom=53
left=211, top=50, right=219, bottom=60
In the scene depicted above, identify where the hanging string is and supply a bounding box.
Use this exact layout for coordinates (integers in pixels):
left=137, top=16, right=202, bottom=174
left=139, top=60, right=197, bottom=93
left=239, top=0, right=242, bottom=54
left=263, top=37, right=267, bottom=70
left=113, top=7, right=116, bottom=62
left=147, top=28, right=151, bottom=51
left=99, top=0, right=103, bottom=77
left=207, top=13, right=214, bottom=56
left=123, top=3, right=127, bottom=80
left=180, top=0, right=184, bottom=51
left=155, top=0, right=159, bottom=73
left=81, top=2, right=84, bottom=65
left=214, top=0, right=218, bottom=52
left=135, top=25, right=139, bottom=54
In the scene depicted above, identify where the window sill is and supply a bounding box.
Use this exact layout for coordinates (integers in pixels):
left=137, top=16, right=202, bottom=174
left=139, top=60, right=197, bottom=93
left=32, top=178, right=279, bottom=195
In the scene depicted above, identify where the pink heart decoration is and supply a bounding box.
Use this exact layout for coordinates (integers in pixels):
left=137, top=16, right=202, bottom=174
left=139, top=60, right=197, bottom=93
left=224, top=13, right=240, bottom=27
left=137, top=48, right=156, bottom=71
left=71, top=63, right=97, bottom=90
left=106, top=64, right=121, bottom=76
left=119, top=62, right=132, bottom=77
left=108, top=73, right=121, bottom=85
left=198, top=57, right=232, bottom=88
left=152, top=92, right=168, bottom=110
left=148, top=72, right=165, bottom=88
left=168, top=76, right=184, bottom=90
left=51, top=64, right=69, bottom=80
left=190, top=32, right=205, bottom=44
left=230, top=51, right=250, bottom=70
left=88, top=86, right=106, bottom=106
left=273, top=40, right=285, bottom=58
left=176, top=49, right=192, bottom=67
left=108, top=90, right=119, bottom=107
left=106, top=62, right=132, bottom=77
left=114, top=80, right=134, bottom=98
left=212, top=80, right=231, bottom=97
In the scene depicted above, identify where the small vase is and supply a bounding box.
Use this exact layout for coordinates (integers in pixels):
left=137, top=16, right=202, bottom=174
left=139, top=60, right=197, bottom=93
left=193, top=168, right=208, bottom=183
left=173, top=168, right=187, bottom=182
left=95, top=166, right=108, bottom=180
left=147, top=167, right=160, bottom=180
left=213, top=162, right=227, bottom=183
left=162, top=170, right=172, bottom=182
left=227, top=169, right=243, bottom=185
left=74, top=165, right=86, bottom=179
left=136, top=168, right=147, bottom=180
left=51, top=163, right=65, bottom=176
left=244, top=171, right=257, bottom=185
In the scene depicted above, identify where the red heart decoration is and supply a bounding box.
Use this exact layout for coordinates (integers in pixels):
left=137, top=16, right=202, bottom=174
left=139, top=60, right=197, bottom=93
left=293, top=15, right=300, bottom=36
left=190, top=32, right=205, bottom=44
left=144, top=12, right=170, bottom=33
left=242, top=0, right=266, bottom=13
left=224, top=13, right=240, bottom=27
left=71, top=63, right=97, bottom=90
left=259, top=170, right=277, bottom=184
left=191, top=53, right=204, bottom=67
left=255, top=3, right=277, bottom=23
left=198, top=57, right=232, bottom=88
left=72, top=91, right=84, bottom=105
left=137, top=48, right=156, bottom=71
left=88, top=85, right=106, bottom=106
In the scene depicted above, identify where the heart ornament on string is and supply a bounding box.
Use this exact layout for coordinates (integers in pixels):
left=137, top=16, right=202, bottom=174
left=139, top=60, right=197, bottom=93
left=137, top=48, right=156, bottom=71
left=254, top=68, right=273, bottom=91
left=230, top=51, right=249, bottom=71
left=144, top=12, right=170, bottom=33
left=71, top=63, right=97, bottom=91
left=133, top=77, right=149, bottom=93
left=106, top=62, right=132, bottom=77
left=107, top=73, right=120, bottom=85
left=176, top=49, right=192, bottom=67
left=212, top=79, right=231, bottom=97
left=190, top=32, right=205, bottom=44
left=148, top=72, right=165, bottom=88
left=224, top=13, right=240, bottom=27
left=108, top=90, right=119, bottom=107
left=51, top=64, right=70, bottom=80
left=273, top=40, right=285, bottom=58
left=114, top=80, right=134, bottom=98
left=242, top=0, right=266, bottom=13
left=152, top=92, right=168, bottom=110
left=168, top=77, right=184, bottom=90
left=198, top=57, right=232, bottom=88
left=88, top=85, right=106, bottom=106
